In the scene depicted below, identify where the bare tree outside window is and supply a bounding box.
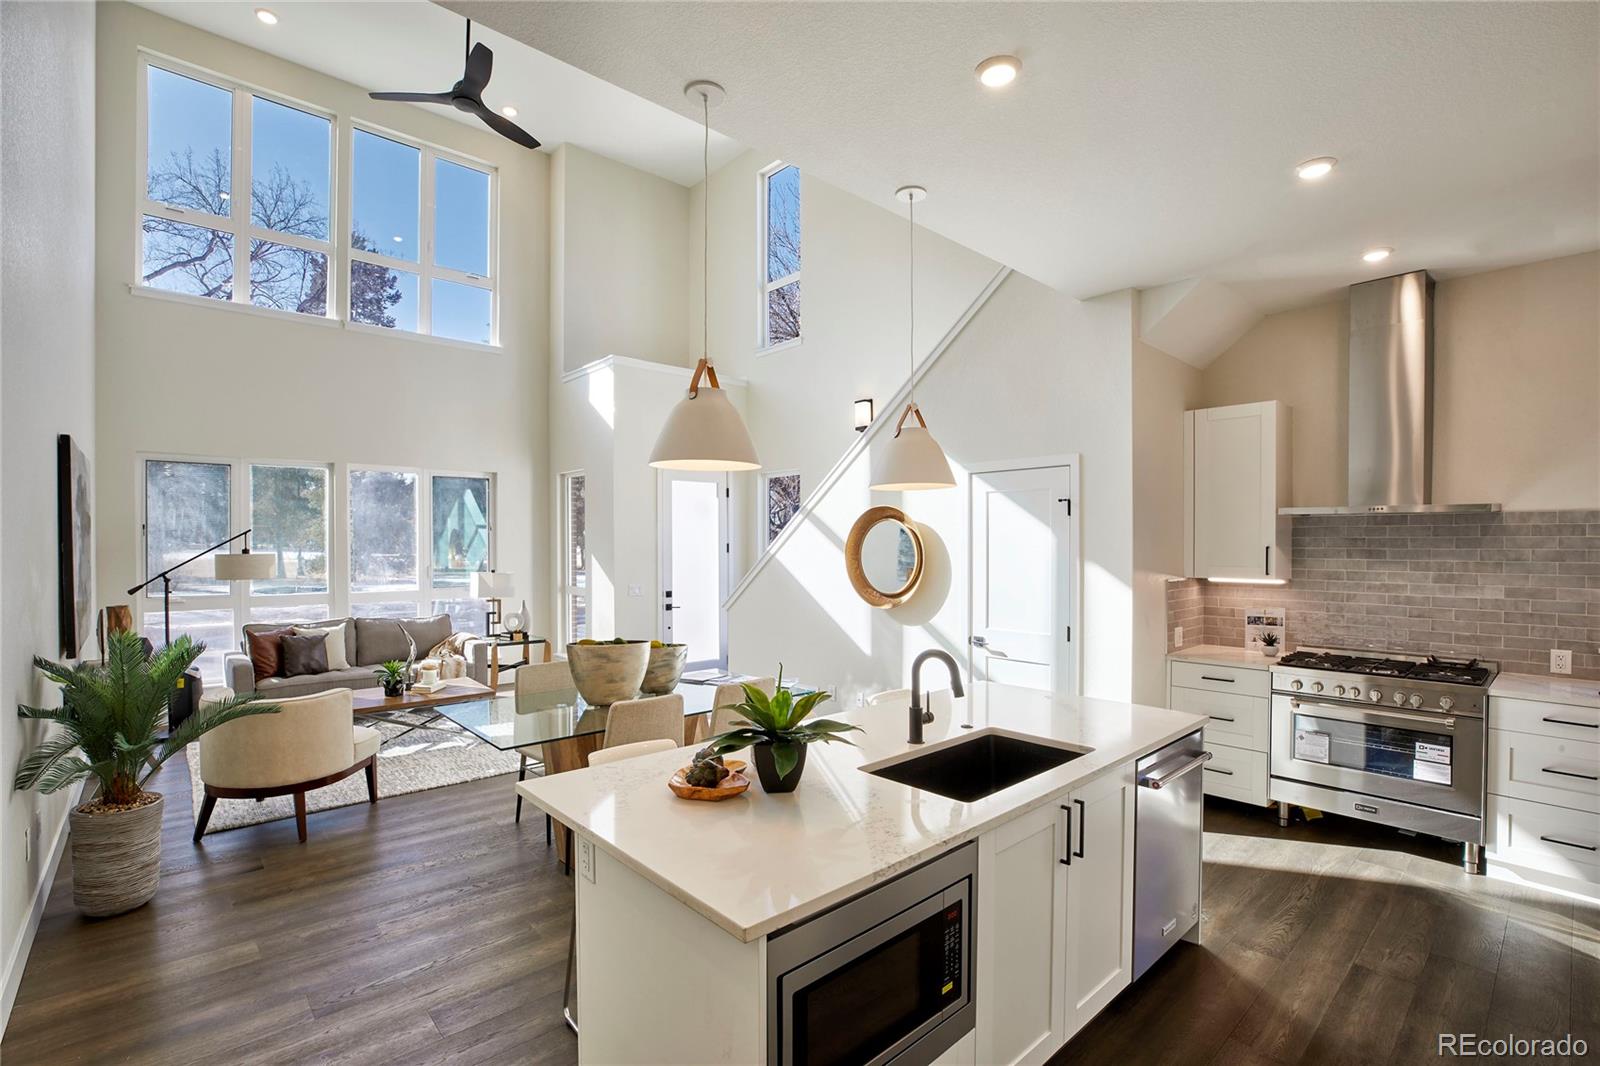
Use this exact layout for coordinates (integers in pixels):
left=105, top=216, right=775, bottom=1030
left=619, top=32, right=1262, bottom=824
left=766, top=473, right=802, bottom=543
left=563, top=474, right=588, bottom=642
left=763, top=164, right=801, bottom=346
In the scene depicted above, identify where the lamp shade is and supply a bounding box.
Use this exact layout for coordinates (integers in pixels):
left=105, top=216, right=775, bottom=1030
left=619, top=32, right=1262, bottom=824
left=213, top=551, right=275, bottom=581
left=869, top=425, right=956, bottom=491
left=649, top=386, right=761, bottom=471
left=470, top=570, right=511, bottom=599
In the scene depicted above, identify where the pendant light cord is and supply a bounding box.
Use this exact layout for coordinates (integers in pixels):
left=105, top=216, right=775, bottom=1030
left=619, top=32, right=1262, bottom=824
left=702, top=89, right=710, bottom=366
left=908, top=194, right=915, bottom=374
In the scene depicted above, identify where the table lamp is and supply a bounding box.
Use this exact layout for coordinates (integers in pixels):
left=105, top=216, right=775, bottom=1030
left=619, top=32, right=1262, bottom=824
left=470, top=570, right=513, bottom=634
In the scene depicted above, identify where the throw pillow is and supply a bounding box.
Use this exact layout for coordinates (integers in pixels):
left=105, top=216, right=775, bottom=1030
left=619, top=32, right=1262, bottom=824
left=296, top=622, right=350, bottom=670
left=280, top=632, right=330, bottom=677
left=354, top=617, right=411, bottom=667
left=246, top=626, right=296, bottom=682
left=400, top=614, right=452, bottom=657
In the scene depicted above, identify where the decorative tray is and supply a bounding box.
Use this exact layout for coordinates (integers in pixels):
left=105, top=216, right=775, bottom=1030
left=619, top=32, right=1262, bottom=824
left=668, top=760, right=750, bottom=802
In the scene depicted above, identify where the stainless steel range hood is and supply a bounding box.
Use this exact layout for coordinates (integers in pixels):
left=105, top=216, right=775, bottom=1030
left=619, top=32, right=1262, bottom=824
left=1281, top=270, right=1499, bottom=515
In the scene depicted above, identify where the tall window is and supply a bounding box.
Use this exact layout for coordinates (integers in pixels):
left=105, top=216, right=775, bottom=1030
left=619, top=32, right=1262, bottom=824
left=561, top=473, right=588, bottom=644
left=429, top=474, right=493, bottom=636
left=764, top=472, right=802, bottom=543
left=350, top=128, right=495, bottom=343
left=760, top=162, right=801, bottom=348
left=349, top=468, right=419, bottom=596
left=140, top=59, right=333, bottom=317
left=142, top=460, right=235, bottom=682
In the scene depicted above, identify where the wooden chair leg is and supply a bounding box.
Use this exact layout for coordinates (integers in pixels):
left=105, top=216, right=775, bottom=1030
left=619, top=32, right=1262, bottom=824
left=293, top=790, right=308, bottom=842
left=364, top=757, right=378, bottom=803
left=193, top=793, right=217, bottom=843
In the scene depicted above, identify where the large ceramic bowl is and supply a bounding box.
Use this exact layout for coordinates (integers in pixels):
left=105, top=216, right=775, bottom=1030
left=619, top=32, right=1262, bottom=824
left=566, top=641, right=649, bottom=705
left=641, top=643, right=688, bottom=695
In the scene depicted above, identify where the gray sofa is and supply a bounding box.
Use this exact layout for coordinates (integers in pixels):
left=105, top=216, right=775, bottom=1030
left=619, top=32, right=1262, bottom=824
left=223, top=614, right=492, bottom=697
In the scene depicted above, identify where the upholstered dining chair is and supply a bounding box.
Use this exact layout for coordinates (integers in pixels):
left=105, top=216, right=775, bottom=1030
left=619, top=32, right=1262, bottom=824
left=600, top=694, right=685, bottom=750
left=513, top=660, right=574, bottom=830
left=193, top=687, right=380, bottom=843
left=587, top=738, right=677, bottom=767
left=707, top=676, right=777, bottom=738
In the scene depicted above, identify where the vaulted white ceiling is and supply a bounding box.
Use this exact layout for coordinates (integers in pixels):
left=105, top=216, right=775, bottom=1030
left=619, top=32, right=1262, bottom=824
left=134, top=0, right=743, bottom=186
left=447, top=0, right=1599, bottom=316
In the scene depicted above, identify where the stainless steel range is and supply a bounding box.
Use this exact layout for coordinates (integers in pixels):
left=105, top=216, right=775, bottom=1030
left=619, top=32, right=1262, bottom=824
left=1268, top=648, right=1497, bottom=872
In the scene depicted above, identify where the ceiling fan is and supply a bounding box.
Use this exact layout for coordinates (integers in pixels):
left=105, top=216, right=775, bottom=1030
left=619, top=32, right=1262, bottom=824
left=369, top=19, right=539, bottom=150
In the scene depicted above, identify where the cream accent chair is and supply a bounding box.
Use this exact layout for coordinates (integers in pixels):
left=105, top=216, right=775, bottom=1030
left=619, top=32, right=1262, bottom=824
left=513, top=660, right=574, bottom=830
left=599, top=694, right=685, bottom=750
left=193, top=687, right=380, bottom=843
left=707, top=676, right=777, bottom=738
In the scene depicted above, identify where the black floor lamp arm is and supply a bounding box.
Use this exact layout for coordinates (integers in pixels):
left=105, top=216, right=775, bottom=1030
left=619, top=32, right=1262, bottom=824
left=125, top=528, right=255, bottom=647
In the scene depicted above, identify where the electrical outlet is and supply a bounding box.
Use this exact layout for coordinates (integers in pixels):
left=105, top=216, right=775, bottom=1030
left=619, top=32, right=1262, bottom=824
left=1551, top=649, right=1572, bottom=675
left=627, top=584, right=642, bottom=597
left=855, top=690, right=866, bottom=708
left=1173, top=625, right=1184, bottom=648
left=579, top=837, right=596, bottom=883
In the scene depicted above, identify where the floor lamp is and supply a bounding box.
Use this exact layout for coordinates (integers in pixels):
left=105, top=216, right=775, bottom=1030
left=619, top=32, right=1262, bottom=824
left=128, top=529, right=276, bottom=645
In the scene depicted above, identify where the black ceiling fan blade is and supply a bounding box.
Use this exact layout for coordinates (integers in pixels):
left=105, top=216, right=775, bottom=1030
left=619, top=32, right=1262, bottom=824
left=461, top=43, right=493, bottom=97
left=466, top=99, right=541, bottom=150
left=369, top=91, right=453, bottom=104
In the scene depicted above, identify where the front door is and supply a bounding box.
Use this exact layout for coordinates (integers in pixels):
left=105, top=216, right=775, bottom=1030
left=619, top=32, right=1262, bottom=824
left=969, top=464, right=1074, bottom=693
left=658, top=470, right=729, bottom=670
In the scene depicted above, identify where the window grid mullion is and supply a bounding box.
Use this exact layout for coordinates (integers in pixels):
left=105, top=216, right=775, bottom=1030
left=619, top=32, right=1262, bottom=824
left=420, top=148, right=435, bottom=335
left=231, top=87, right=250, bottom=305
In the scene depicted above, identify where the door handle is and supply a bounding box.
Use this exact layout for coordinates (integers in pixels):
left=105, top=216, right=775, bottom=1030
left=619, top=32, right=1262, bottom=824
left=1539, top=835, right=1598, bottom=853
left=1541, top=767, right=1599, bottom=782
left=1200, top=675, right=1235, bottom=684
left=1073, top=798, right=1086, bottom=859
left=1059, top=804, right=1071, bottom=866
left=1138, top=751, right=1213, bottom=789
left=1208, top=714, right=1236, bottom=723
left=1204, top=766, right=1235, bottom=777
left=1542, top=716, right=1598, bottom=729
left=969, top=636, right=1009, bottom=658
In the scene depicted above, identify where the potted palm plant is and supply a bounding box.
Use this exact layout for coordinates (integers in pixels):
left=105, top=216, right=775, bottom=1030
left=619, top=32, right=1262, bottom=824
left=14, top=632, right=278, bottom=917
left=703, top=668, right=863, bottom=793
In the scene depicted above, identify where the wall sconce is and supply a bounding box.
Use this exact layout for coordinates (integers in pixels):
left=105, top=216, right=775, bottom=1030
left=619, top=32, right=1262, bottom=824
left=854, top=398, right=874, bottom=432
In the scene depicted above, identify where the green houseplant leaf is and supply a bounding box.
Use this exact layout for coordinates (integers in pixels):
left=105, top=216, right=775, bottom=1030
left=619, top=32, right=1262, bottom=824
left=703, top=664, right=863, bottom=790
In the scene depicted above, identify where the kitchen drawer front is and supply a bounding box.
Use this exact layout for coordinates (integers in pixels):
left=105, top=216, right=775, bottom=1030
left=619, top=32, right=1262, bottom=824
left=1169, top=661, right=1270, bottom=699
left=1488, top=728, right=1600, bottom=814
left=1490, top=696, right=1600, bottom=743
left=1170, top=686, right=1269, bottom=752
left=1488, top=794, right=1600, bottom=884
left=1200, top=742, right=1269, bottom=807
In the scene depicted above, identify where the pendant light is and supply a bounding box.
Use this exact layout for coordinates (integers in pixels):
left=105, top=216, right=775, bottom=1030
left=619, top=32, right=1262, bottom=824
left=650, top=81, right=761, bottom=472
left=870, top=186, right=956, bottom=491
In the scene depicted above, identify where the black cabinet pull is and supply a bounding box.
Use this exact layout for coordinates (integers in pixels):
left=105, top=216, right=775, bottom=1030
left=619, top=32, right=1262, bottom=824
left=1208, top=714, right=1236, bottom=723
left=1541, top=767, right=1600, bottom=782
left=1060, top=804, right=1072, bottom=865
left=1205, top=766, right=1235, bottom=776
left=1200, top=675, right=1234, bottom=684
left=1540, top=835, right=1598, bottom=853
left=1265, top=546, right=1270, bottom=575
left=1074, top=798, right=1086, bottom=859
left=1543, top=716, right=1598, bottom=729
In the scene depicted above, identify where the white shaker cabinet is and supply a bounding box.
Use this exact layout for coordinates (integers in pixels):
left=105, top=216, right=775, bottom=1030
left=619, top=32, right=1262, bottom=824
left=1184, top=401, right=1293, bottom=580
left=1060, top=764, right=1137, bottom=1040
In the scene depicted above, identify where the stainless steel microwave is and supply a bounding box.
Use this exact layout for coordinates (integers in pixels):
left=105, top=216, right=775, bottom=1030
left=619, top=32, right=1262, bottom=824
left=766, top=843, right=976, bottom=1066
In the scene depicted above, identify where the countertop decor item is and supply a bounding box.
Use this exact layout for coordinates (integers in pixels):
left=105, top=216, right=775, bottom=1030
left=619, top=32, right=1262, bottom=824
left=703, top=667, right=862, bottom=793
left=846, top=506, right=925, bottom=607
left=566, top=639, right=650, bottom=705
left=669, top=757, right=751, bottom=801
left=1259, top=632, right=1280, bottom=657
left=376, top=660, right=408, bottom=698
left=14, top=631, right=278, bottom=916
left=642, top=642, right=688, bottom=694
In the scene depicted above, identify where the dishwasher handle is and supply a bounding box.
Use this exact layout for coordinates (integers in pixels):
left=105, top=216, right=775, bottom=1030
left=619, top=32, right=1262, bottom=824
left=1137, top=750, right=1212, bottom=790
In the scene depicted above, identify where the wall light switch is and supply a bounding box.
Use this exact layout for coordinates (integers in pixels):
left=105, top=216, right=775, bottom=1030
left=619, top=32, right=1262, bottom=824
left=1551, top=649, right=1572, bottom=675
left=579, top=837, right=596, bottom=883
left=1173, top=626, right=1184, bottom=648
left=627, top=585, right=642, bottom=598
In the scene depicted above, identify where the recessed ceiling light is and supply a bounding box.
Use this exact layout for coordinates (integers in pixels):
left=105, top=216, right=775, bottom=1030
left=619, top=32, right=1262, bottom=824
left=975, top=55, right=1020, bottom=89
left=500, top=105, right=518, bottom=118
left=254, top=8, right=278, bottom=25
left=1296, top=156, right=1337, bottom=181
left=393, top=236, right=404, bottom=243
left=1362, top=247, right=1393, bottom=263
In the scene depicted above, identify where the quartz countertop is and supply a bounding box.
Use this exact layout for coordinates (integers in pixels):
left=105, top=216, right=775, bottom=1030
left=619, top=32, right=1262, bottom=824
left=1167, top=644, right=1276, bottom=671
left=1490, top=672, right=1600, bottom=709
left=516, top=683, right=1205, bottom=942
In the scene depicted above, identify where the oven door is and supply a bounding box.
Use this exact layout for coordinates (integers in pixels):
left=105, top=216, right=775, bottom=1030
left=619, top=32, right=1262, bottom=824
left=1270, top=695, right=1483, bottom=816
left=774, top=883, right=969, bottom=1066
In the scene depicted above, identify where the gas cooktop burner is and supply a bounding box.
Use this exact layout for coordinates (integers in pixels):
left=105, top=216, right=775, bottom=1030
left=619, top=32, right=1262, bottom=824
left=1274, top=650, right=1492, bottom=687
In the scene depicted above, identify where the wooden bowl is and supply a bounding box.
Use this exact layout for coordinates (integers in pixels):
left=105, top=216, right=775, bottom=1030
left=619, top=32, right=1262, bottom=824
left=668, top=766, right=751, bottom=801
left=566, top=641, right=650, bottom=705
left=641, top=643, right=688, bottom=694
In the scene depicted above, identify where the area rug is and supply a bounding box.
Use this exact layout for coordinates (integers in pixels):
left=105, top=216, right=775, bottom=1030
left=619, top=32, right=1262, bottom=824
left=187, top=715, right=522, bottom=835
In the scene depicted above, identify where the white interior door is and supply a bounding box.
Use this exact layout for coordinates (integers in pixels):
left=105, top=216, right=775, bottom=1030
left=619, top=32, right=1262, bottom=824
left=658, top=471, right=729, bottom=670
left=970, top=464, right=1074, bottom=693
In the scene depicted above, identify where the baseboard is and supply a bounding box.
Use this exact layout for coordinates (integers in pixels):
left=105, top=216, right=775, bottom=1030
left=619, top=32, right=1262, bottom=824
left=1, top=780, right=83, bottom=1037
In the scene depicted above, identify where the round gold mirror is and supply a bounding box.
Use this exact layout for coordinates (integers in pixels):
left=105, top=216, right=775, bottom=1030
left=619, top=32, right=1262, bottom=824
left=846, top=506, right=925, bottom=608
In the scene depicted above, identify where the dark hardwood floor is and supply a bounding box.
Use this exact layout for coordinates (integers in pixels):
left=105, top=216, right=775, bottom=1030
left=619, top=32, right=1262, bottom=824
left=4, top=758, right=1595, bottom=1065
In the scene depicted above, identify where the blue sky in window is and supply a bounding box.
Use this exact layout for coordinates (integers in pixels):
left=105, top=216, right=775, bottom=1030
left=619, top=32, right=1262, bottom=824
left=432, top=279, right=491, bottom=344
left=147, top=66, right=230, bottom=209
left=352, top=129, right=419, bottom=260
left=252, top=96, right=329, bottom=239
left=435, top=159, right=489, bottom=275
left=766, top=164, right=800, bottom=282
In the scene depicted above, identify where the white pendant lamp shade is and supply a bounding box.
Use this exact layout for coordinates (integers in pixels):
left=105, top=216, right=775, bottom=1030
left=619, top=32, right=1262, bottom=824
left=870, top=406, right=956, bottom=491
left=650, top=371, right=760, bottom=471
left=213, top=551, right=275, bottom=581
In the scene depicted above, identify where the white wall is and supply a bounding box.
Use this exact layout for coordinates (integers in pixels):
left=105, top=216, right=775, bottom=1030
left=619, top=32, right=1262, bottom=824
left=552, top=145, right=690, bottom=373
left=94, top=3, right=551, bottom=636
left=728, top=272, right=1143, bottom=705
left=1, top=0, right=97, bottom=1029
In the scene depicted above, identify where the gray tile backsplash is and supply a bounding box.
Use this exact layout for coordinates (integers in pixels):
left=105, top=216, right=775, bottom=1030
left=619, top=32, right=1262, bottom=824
left=1166, top=510, right=1600, bottom=680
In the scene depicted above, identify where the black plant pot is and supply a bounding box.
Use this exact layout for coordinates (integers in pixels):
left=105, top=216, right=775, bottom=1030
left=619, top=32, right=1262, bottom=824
left=382, top=680, right=405, bottom=698
left=752, top=742, right=807, bottom=793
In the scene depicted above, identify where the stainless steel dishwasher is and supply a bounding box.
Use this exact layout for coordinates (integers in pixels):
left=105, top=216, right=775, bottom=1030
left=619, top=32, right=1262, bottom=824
left=1132, top=730, right=1208, bottom=979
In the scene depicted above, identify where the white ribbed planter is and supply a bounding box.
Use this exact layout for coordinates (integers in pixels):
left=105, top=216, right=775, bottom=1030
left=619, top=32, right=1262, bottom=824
left=69, top=793, right=163, bottom=918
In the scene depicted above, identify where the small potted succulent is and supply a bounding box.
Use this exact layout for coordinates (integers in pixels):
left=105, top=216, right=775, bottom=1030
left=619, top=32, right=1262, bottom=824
left=1259, top=632, right=1281, bottom=658
left=376, top=660, right=408, bottom=698
left=703, top=667, right=863, bottom=793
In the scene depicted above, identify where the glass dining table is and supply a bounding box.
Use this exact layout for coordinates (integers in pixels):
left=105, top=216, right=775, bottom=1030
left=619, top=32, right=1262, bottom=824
left=433, top=683, right=722, bottom=752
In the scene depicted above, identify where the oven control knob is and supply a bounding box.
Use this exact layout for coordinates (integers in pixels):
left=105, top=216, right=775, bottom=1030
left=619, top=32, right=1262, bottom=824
left=1393, top=691, right=1406, bottom=705
left=1291, top=680, right=1303, bottom=691
left=1439, top=696, right=1454, bottom=711
left=1333, top=685, right=1346, bottom=697
left=1312, top=681, right=1324, bottom=694
left=1368, top=689, right=1382, bottom=703
left=1409, top=693, right=1424, bottom=708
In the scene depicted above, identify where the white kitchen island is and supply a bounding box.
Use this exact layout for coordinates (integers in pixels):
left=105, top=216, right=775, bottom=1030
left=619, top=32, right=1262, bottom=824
left=517, top=683, right=1206, bottom=1066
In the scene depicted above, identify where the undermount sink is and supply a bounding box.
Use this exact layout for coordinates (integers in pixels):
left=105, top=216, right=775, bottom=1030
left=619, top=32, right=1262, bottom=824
left=864, top=731, right=1091, bottom=802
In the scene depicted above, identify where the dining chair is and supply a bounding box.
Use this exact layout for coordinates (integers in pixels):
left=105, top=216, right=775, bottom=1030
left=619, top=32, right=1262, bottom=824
left=514, top=659, right=573, bottom=832
left=587, top=738, right=677, bottom=767
left=601, top=694, right=685, bottom=749
left=707, top=676, right=777, bottom=737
